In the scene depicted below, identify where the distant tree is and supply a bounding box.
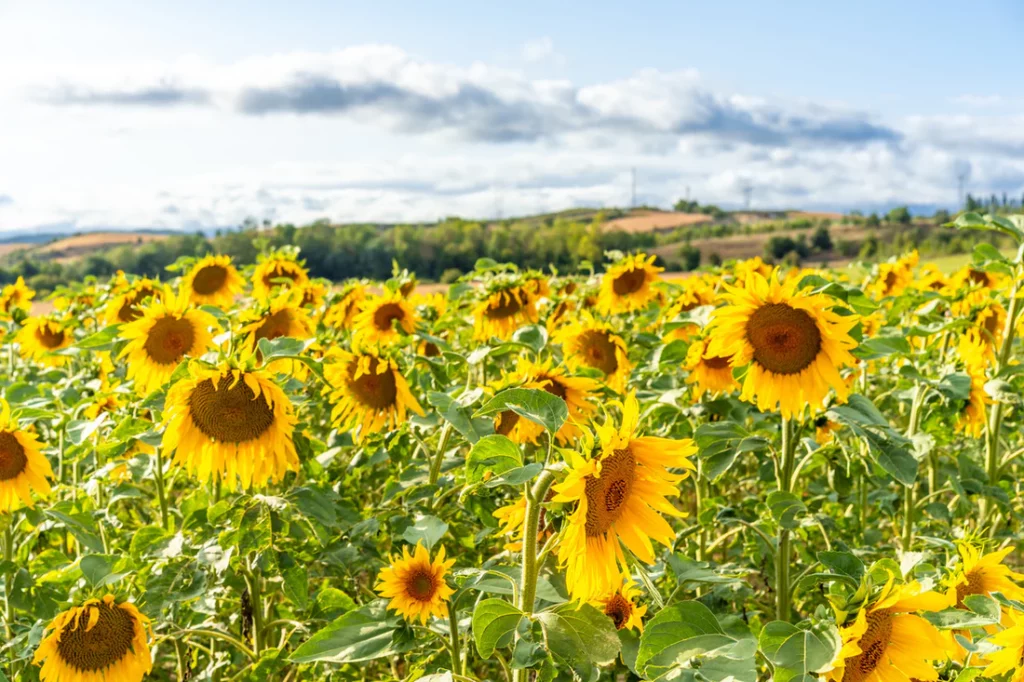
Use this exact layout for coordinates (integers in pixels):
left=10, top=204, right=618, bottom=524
left=707, top=252, right=722, bottom=267
left=859, top=235, right=880, bottom=259
left=865, top=213, right=881, bottom=227
left=673, top=199, right=700, bottom=213
left=440, top=268, right=463, bottom=284
left=810, top=226, right=833, bottom=252
left=678, top=244, right=701, bottom=271
left=933, top=209, right=951, bottom=224
left=888, top=206, right=912, bottom=225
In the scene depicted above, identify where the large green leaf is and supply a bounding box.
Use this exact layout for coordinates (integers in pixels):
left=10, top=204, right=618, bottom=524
left=828, top=394, right=917, bottom=485
left=758, top=621, right=840, bottom=682
left=465, top=435, right=523, bottom=484
left=472, top=599, right=523, bottom=659
left=291, top=608, right=407, bottom=663
left=428, top=391, right=492, bottom=444
left=537, top=603, right=621, bottom=679
left=475, top=388, right=568, bottom=435
left=401, top=515, right=449, bottom=550
left=636, top=601, right=756, bottom=681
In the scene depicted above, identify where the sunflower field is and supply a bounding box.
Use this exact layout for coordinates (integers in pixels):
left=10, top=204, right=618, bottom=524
left=1, top=213, right=1024, bottom=682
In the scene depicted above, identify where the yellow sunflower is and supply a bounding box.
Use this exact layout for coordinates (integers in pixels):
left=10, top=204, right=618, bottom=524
left=914, top=264, right=948, bottom=292
left=252, top=255, right=309, bottom=300
left=660, top=277, right=717, bottom=342
left=511, top=358, right=601, bottom=445
left=324, top=283, right=368, bottom=330
left=732, top=256, right=773, bottom=283
left=822, top=579, right=953, bottom=682
left=983, top=612, right=1024, bottom=682
left=239, top=293, right=315, bottom=375
left=16, top=317, right=73, bottom=367
left=34, top=594, right=152, bottom=682
left=181, top=254, right=244, bottom=308
left=598, top=253, right=663, bottom=314
left=523, top=271, right=552, bottom=300
left=684, top=337, right=739, bottom=400
left=473, top=284, right=538, bottom=341
left=949, top=265, right=1005, bottom=292
left=595, top=580, right=647, bottom=632
left=553, top=393, right=696, bottom=602
left=104, top=277, right=160, bottom=324
left=296, top=280, right=329, bottom=309
left=556, top=314, right=632, bottom=392
left=0, top=276, right=35, bottom=316
left=376, top=543, right=455, bottom=624
left=119, top=288, right=218, bottom=396
left=493, top=496, right=529, bottom=551
left=323, top=347, right=424, bottom=439
left=545, top=298, right=577, bottom=336
left=353, top=290, right=418, bottom=346
left=0, top=399, right=53, bottom=512
left=867, top=261, right=913, bottom=299
left=706, top=271, right=859, bottom=419
left=814, top=416, right=841, bottom=445
left=162, top=362, right=299, bottom=489
left=946, top=543, right=1024, bottom=608
left=956, top=329, right=991, bottom=437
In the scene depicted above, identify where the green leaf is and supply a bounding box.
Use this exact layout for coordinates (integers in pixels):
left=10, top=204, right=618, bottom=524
left=472, top=599, right=523, bottom=659
left=537, top=603, right=621, bottom=678
left=483, top=463, right=543, bottom=488
left=283, top=566, right=309, bottom=612
left=512, top=325, right=548, bottom=354
left=828, top=395, right=917, bottom=485
left=465, top=435, right=523, bottom=484
left=401, top=515, right=449, bottom=549
left=80, top=554, right=131, bottom=588
left=695, top=422, right=768, bottom=482
left=76, top=324, right=122, bottom=350
left=428, top=391, right=492, bottom=444
left=257, top=336, right=310, bottom=360
left=475, top=388, right=568, bottom=435
left=767, top=491, right=807, bottom=530
left=854, top=335, right=910, bottom=359
left=817, top=551, right=864, bottom=582
left=636, top=600, right=755, bottom=678
left=758, top=621, right=840, bottom=682
left=985, top=379, right=1023, bottom=405
left=291, top=608, right=405, bottom=663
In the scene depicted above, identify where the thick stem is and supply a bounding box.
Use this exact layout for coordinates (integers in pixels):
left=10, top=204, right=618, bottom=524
left=154, top=447, right=171, bottom=531
left=512, top=469, right=556, bottom=682
left=3, top=523, right=13, bottom=642
left=775, top=418, right=798, bottom=622
left=901, top=383, right=927, bottom=550
left=447, top=601, right=463, bottom=675
left=428, top=423, right=454, bottom=486
left=243, top=568, right=264, bottom=657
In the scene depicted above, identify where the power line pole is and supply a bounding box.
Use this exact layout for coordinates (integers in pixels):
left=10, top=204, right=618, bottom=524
left=741, top=183, right=753, bottom=211
left=957, top=170, right=968, bottom=211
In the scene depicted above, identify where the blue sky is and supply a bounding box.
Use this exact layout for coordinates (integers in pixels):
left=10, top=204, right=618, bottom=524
left=0, top=0, right=1021, bottom=231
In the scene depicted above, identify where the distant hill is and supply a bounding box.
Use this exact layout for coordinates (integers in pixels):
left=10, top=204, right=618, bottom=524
left=0, top=230, right=177, bottom=265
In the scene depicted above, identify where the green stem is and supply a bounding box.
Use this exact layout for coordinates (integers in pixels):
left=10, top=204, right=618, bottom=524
left=154, top=447, right=171, bottom=531
left=448, top=600, right=463, bottom=676
left=3, top=523, right=13, bottom=644
left=428, top=423, right=454, bottom=486
left=243, top=568, right=264, bottom=657
left=695, top=459, right=707, bottom=562
left=775, top=418, right=798, bottom=622
left=512, top=468, right=556, bottom=682
left=901, top=383, right=927, bottom=550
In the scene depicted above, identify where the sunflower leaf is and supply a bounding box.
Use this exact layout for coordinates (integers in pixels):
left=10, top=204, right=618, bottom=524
left=758, top=620, right=840, bottom=682
left=291, top=606, right=409, bottom=664
left=475, top=388, right=568, bottom=435
left=537, top=602, right=620, bottom=678
left=401, top=515, right=448, bottom=550
left=472, top=598, right=523, bottom=659
left=636, top=600, right=756, bottom=679
left=466, top=435, right=523, bottom=484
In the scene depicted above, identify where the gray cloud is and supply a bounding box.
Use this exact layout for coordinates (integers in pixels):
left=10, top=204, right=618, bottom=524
left=0, top=195, right=12, bottom=206
left=40, top=84, right=210, bottom=107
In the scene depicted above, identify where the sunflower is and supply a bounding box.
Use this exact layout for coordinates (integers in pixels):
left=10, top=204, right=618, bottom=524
left=661, top=277, right=716, bottom=342
left=553, top=393, right=696, bottom=602
left=239, top=293, right=315, bottom=374
left=162, top=362, right=299, bottom=489
left=950, top=265, right=1005, bottom=292
left=104, top=277, right=160, bottom=324
left=684, top=337, right=739, bottom=400
left=376, top=543, right=455, bottom=624
left=252, top=255, right=309, bottom=300
left=598, top=253, right=663, bottom=314
left=596, top=580, right=647, bottom=632
left=0, top=276, right=35, bottom=316
left=492, top=495, right=554, bottom=552
left=181, top=254, right=244, bottom=308
left=522, top=271, right=552, bottom=300
left=0, top=400, right=53, bottom=512
left=867, top=260, right=913, bottom=299
left=323, top=347, right=424, bottom=439
left=914, top=264, right=948, bottom=292
left=296, top=280, right=329, bottom=309
left=119, top=288, right=218, bottom=396
left=706, top=271, right=859, bottom=419
left=983, top=612, right=1024, bottom=682
left=956, top=329, right=991, bottom=437
left=822, top=579, right=953, bottom=682
left=411, top=291, right=448, bottom=320
left=16, top=316, right=73, bottom=367
left=324, top=283, right=368, bottom=330
left=945, top=543, right=1024, bottom=609
left=545, top=298, right=576, bottom=336
left=353, top=290, right=418, bottom=346
left=732, top=256, right=773, bottom=283
left=556, top=314, right=632, bottom=392
left=509, top=358, right=600, bottom=445
left=34, top=594, right=152, bottom=682
left=814, top=416, right=841, bottom=445
left=473, top=284, right=538, bottom=341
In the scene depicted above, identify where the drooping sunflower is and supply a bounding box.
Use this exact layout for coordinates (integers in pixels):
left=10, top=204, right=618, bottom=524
left=0, top=276, right=35, bottom=316
left=323, top=347, right=424, bottom=439
left=684, top=337, right=739, bottom=400
left=324, top=283, right=368, bottom=331
left=181, top=254, right=244, bottom=308
left=956, top=329, right=991, bottom=437
left=162, top=362, right=299, bottom=490
left=983, top=612, right=1024, bottom=682
left=493, top=495, right=529, bottom=552
left=473, top=284, right=538, bottom=341
left=706, top=271, right=860, bottom=419
left=239, top=293, right=315, bottom=374
left=376, top=543, right=455, bottom=624
left=660, top=276, right=717, bottom=342
left=553, top=393, right=696, bottom=602
left=945, top=543, right=1024, bottom=609
left=556, top=314, right=632, bottom=392
left=296, top=280, right=329, bottom=310
left=353, top=290, right=418, bottom=346
left=104, top=277, right=160, bottom=324
left=598, top=253, right=663, bottom=314
left=34, top=594, right=152, bottom=682
left=522, top=270, right=552, bottom=300
left=509, top=358, right=601, bottom=445
left=252, top=255, right=309, bottom=300
left=16, top=316, right=73, bottom=367
left=596, top=580, right=648, bottom=632
left=0, top=400, right=53, bottom=512
left=822, top=579, right=953, bottom=682
left=119, top=288, right=218, bottom=396
left=545, top=298, right=577, bottom=336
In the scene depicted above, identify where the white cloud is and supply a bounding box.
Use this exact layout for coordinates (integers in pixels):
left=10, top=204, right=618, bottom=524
left=521, top=37, right=563, bottom=66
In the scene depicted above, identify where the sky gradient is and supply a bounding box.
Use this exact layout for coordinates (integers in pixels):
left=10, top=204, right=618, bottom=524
left=0, top=0, right=1021, bottom=232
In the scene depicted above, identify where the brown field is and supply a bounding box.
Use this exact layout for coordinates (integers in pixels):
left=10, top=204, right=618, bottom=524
left=603, top=210, right=713, bottom=233
left=0, top=242, right=34, bottom=258
left=787, top=210, right=846, bottom=221
left=30, top=232, right=170, bottom=263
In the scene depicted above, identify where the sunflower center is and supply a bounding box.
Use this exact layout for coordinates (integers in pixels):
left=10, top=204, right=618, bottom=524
left=612, top=268, right=647, bottom=296
left=399, top=281, right=416, bottom=297
left=746, top=303, right=822, bottom=375
left=955, top=570, right=987, bottom=608
left=143, top=315, right=196, bottom=365
left=843, top=609, right=893, bottom=682
left=349, top=359, right=398, bottom=410
left=603, top=593, right=633, bottom=630
left=262, top=265, right=298, bottom=289
left=540, top=376, right=568, bottom=400
left=422, top=341, right=440, bottom=357
left=35, top=324, right=66, bottom=349
left=579, top=331, right=619, bottom=376
left=882, top=270, right=899, bottom=295
left=253, top=309, right=295, bottom=343
left=192, top=264, right=229, bottom=295
left=968, top=269, right=990, bottom=286
left=55, top=601, right=136, bottom=673
left=372, top=303, right=407, bottom=332
left=187, top=375, right=275, bottom=444
left=495, top=410, right=520, bottom=436
left=703, top=355, right=732, bottom=370
left=0, top=432, right=27, bottom=481
left=407, top=569, right=437, bottom=601
left=584, top=447, right=636, bottom=536
left=982, top=311, right=1000, bottom=337
left=485, top=293, right=523, bottom=320
left=118, top=286, right=156, bottom=323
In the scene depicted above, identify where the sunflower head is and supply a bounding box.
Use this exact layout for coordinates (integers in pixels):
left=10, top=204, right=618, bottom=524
left=556, top=314, right=631, bottom=392
left=161, top=362, right=299, bottom=489
left=473, top=282, right=538, bottom=341
left=323, top=347, right=424, bottom=439
left=296, top=280, right=329, bottom=309
left=324, top=283, right=368, bottom=330
left=182, top=254, right=244, bottom=307
left=353, top=290, right=418, bottom=346
left=104, top=277, right=160, bottom=324
left=598, top=253, right=663, bottom=314
left=0, top=276, right=35, bottom=316
left=0, top=400, right=53, bottom=512
left=376, top=543, right=455, bottom=624
left=597, top=581, right=648, bottom=632
left=684, top=336, right=739, bottom=400
left=252, top=254, right=309, bottom=300
left=507, top=357, right=600, bottom=444
left=732, top=256, right=773, bottom=283
left=16, top=316, right=74, bottom=367
left=945, top=542, right=1024, bottom=607
left=240, top=292, right=315, bottom=365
